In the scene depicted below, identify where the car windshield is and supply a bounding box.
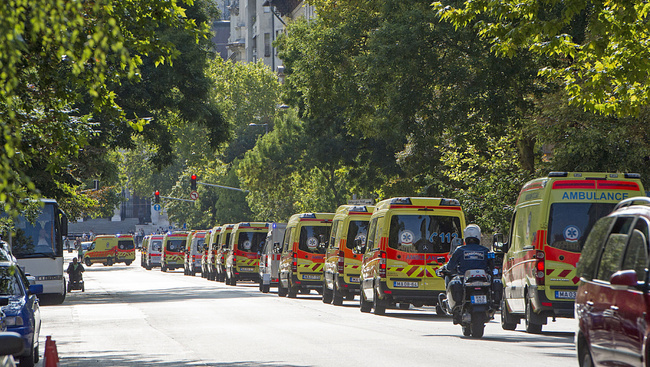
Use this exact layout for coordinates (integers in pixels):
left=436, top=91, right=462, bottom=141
left=151, top=240, right=162, bottom=252
left=0, top=266, right=24, bottom=297
left=345, top=220, right=370, bottom=251
left=299, top=226, right=331, bottom=254
left=236, top=232, right=267, bottom=253
left=388, top=214, right=462, bottom=254
left=166, top=239, right=185, bottom=252
left=547, top=203, right=616, bottom=253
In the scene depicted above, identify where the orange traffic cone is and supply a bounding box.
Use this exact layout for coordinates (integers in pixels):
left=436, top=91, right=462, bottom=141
left=43, top=335, right=60, bottom=367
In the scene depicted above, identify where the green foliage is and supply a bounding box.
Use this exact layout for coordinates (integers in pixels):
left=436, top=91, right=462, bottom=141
left=433, top=0, right=650, bottom=116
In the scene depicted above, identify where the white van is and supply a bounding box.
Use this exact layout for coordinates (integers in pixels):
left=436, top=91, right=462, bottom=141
left=259, top=223, right=287, bottom=293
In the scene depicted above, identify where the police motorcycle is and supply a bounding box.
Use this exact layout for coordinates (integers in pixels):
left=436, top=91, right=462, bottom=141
left=435, top=225, right=501, bottom=338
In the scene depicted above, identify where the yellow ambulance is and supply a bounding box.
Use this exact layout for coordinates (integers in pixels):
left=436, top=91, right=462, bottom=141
left=215, top=224, right=234, bottom=282
left=278, top=213, right=334, bottom=298
left=225, top=222, right=270, bottom=286
left=497, top=172, right=644, bottom=333
left=161, top=232, right=189, bottom=272
left=84, top=234, right=135, bottom=266
left=359, top=197, right=466, bottom=315
left=323, top=205, right=374, bottom=305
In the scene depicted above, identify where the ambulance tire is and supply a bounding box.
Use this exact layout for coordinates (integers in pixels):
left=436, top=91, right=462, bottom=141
left=399, top=303, right=410, bottom=310
left=161, top=263, right=167, bottom=272
left=278, top=281, right=288, bottom=297
left=525, top=299, right=543, bottom=334
left=436, top=304, right=445, bottom=316
left=107, top=258, right=114, bottom=266
left=360, top=291, right=372, bottom=313
left=332, top=284, right=343, bottom=306
left=300, top=288, right=310, bottom=294
left=230, top=276, right=237, bottom=286
left=85, top=258, right=92, bottom=267
left=345, top=293, right=354, bottom=301
left=372, top=289, right=386, bottom=315
left=288, top=284, right=298, bottom=298
left=322, top=281, right=333, bottom=304
left=262, top=284, right=270, bottom=293
left=501, top=298, right=518, bottom=330
left=146, top=264, right=151, bottom=271
left=125, top=261, right=132, bottom=266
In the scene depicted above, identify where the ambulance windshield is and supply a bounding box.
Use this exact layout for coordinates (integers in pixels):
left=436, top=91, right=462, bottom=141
left=118, top=240, right=134, bottom=250
left=151, top=240, right=162, bottom=252
left=236, top=232, right=267, bottom=253
left=299, top=226, right=331, bottom=254
left=388, top=215, right=462, bottom=254
left=346, top=221, right=370, bottom=251
left=547, top=203, right=615, bottom=253
left=166, top=239, right=185, bottom=252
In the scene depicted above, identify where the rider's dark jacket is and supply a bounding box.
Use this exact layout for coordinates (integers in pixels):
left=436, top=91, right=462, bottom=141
left=445, top=242, right=492, bottom=276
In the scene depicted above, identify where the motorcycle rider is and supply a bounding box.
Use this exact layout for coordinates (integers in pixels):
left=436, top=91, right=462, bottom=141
left=66, top=257, right=85, bottom=288
left=440, top=224, right=494, bottom=323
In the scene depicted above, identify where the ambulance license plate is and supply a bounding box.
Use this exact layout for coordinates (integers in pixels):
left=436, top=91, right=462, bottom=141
left=240, top=267, right=254, bottom=272
left=303, top=274, right=320, bottom=280
left=555, top=291, right=576, bottom=299
left=471, top=295, right=487, bottom=304
left=349, top=277, right=360, bottom=283
left=393, top=281, right=419, bottom=288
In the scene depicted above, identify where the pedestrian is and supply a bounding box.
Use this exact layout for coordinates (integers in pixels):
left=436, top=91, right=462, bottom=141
left=77, top=238, right=84, bottom=262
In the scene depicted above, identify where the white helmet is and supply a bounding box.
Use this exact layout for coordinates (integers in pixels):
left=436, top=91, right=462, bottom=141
left=463, top=224, right=481, bottom=244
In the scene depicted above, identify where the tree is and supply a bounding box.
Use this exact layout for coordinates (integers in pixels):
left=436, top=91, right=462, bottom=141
left=433, top=0, right=650, bottom=116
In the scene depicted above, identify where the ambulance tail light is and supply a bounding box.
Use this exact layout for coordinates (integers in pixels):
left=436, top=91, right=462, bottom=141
left=337, top=250, right=345, bottom=274
left=379, top=251, right=387, bottom=278
left=292, top=252, right=298, bottom=272
left=535, top=250, right=545, bottom=286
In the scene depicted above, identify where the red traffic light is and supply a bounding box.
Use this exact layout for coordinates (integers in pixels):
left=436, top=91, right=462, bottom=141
left=190, top=174, right=197, bottom=190
left=154, top=190, right=160, bottom=203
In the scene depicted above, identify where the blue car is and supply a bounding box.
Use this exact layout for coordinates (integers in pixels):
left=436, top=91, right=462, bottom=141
left=0, top=259, right=42, bottom=367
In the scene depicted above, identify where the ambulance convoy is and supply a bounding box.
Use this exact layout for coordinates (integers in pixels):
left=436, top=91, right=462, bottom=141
left=136, top=171, right=644, bottom=335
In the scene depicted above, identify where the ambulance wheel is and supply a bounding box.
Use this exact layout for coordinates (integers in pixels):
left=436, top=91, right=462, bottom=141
left=230, top=276, right=237, bottom=286
left=288, top=285, right=298, bottom=298
left=125, top=261, right=132, bottom=266
left=300, top=288, right=310, bottom=294
left=322, top=281, right=333, bottom=304
left=501, top=298, right=518, bottom=330
left=462, top=325, right=472, bottom=337
left=399, top=303, right=410, bottom=310
left=360, top=290, right=372, bottom=313
left=262, top=284, right=270, bottom=293
left=436, top=304, right=445, bottom=315
left=278, top=281, right=288, bottom=297
left=525, top=299, right=543, bottom=334
left=146, top=264, right=151, bottom=271
left=372, top=289, right=386, bottom=315
left=85, top=258, right=92, bottom=266
left=107, top=258, right=114, bottom=266
left=161, top=264, right=167, bottom=272
left=345, top=292, right=355, bottom=301
left=332, top=284, right=343, bottom=306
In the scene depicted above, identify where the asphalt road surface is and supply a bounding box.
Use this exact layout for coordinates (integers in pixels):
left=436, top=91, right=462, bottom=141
left=37, top=253, right=578, bottom=367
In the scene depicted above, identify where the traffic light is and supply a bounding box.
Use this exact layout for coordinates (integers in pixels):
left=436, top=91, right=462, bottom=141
left=190, top=174, right=197, bottom=190
left=154, top=190, right=160, bottom=203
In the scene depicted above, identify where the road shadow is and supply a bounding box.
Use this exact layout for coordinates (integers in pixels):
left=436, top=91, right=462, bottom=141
left=59, top=354, right=310, bottom=367
left=60, top=286, right=267, bottom=306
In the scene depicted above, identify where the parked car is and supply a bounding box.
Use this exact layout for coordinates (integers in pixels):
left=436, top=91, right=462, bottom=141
left=575, top=196, right=650, bottom=367
left=0, top=259, right=42, bottom=367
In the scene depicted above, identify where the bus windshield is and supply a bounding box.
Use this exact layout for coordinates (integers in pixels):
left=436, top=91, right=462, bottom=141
left=10, top=203, right=60, bottom=258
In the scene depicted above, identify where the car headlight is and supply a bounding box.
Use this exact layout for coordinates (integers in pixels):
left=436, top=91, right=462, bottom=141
left=5, top=316, right=24, bottom=326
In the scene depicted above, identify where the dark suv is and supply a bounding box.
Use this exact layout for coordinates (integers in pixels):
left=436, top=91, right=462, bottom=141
left=575, top=197, right=650, bottom=367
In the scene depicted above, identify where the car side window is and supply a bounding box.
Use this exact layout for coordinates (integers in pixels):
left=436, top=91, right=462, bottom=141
left=621, top=218, right=649, bottom=281
left=282, top=228, right=292, bottom=254
left=596, top=216, right=635, bottom=281
left=329, top=220, right=340, bottom=250
left=577, top=216, right=615, bottom=280
left=365, top=218, right=378, bottom=253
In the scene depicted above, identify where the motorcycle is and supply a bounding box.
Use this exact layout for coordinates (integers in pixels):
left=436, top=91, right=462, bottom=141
left=437, top=267, right=499, bottom=338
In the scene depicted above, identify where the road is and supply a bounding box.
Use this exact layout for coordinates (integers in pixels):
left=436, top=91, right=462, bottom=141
left=37, top=253, right=578, bottom=367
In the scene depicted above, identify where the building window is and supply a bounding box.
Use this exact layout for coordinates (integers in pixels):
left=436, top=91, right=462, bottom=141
left=264, top=33, right=271, bottom=58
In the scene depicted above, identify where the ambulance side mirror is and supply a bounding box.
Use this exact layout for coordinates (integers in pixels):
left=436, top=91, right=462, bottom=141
left=493, top=233, right=507, bottom=253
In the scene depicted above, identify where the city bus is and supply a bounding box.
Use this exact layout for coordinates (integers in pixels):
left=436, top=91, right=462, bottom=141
left=2, top=199, right=68, bottom=304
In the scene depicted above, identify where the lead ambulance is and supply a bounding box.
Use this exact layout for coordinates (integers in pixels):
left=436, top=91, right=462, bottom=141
left=278, top=213, right=334, bottom=298
left=323, top=205, right=374, bottom=305
left=497, top=172, right=644, bottom=333
left=84, top=234, right=135, bottom=266
left=360, top=197, right=466, bottom=315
